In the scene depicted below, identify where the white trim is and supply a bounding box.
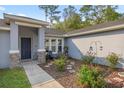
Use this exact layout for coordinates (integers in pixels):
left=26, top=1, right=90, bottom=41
left=45, top=37, right=63, bottom=40
left=4, top=13, right=49, bottom=26
left=51, top=38, right=57, bottom=54
left=65, top=24, right=124, bottom=37
left=15, top=22, right=42, bottom=28
left=0, top=26, right=10, bottom=30
left=56, top=38, right=58, bottom=53
left=62, top=38, right=64, bottom=53
left=49, top=38, right=52, bottom=51
left=9, top=50, right=20, bottom=54
left=45, top=34, right=64, bottom=37
left=37, top=49, right=46, bottom=52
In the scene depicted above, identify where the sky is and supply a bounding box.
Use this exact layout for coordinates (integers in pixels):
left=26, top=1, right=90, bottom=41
left=0, top=5, right=124, bottom=22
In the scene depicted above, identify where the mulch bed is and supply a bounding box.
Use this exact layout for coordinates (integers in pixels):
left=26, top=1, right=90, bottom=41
left=39, top=58, right=124, bottom=88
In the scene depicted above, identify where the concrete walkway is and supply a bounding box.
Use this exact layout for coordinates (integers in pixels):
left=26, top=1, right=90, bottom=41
left=23, top=62, right=63, bottom=88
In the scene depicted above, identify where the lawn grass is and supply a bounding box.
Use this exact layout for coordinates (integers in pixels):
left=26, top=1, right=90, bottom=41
left=0, top=67, right=31, bottom=88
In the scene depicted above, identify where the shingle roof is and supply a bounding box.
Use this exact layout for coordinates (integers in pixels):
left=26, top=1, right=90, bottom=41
left=1, top=15, right=124, bottom=37
left=66, top=19, right=124, bottom=35
left=45, top=28, right=66, bottom=36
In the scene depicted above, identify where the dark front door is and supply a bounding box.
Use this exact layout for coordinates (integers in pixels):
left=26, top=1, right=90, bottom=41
left=21, top=38, right=31, bottom=59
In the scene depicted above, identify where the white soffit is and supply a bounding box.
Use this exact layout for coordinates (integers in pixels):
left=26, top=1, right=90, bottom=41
left=15, top=21, right=42, bottom=28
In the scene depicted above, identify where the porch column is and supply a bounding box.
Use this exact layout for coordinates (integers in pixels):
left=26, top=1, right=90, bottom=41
left=9, top=22, right=20, bottom=68
left=37, top=27, right=46, bottom=64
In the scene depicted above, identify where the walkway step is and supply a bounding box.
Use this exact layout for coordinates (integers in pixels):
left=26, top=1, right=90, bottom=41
left=32, top=80, right=63, bottom=88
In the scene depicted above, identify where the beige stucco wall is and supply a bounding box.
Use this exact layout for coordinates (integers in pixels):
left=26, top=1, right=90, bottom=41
left=19, top=26, right=38, bottom=60
left=66, top=29, right=124, bottom=68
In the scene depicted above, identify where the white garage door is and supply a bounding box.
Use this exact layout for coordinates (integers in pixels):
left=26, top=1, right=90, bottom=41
left=0, top=30, right=10, bottom=68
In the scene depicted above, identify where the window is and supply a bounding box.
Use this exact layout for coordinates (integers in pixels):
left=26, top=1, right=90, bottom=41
left=51, top=39, right=56, bottom=52
left=58, top=39, right=62, bottom=53
left=45, top=39, right=49, bottom=51
left=45, top=38, right=63, bottom=54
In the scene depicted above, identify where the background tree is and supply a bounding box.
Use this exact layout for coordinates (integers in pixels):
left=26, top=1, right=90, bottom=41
left=63, top=5, right=77, bottom=20
left=103, top=6, right=122, bottom=22
left=80, top=5, right=122, bottom=27
left=39, top=5, right=123, bottom=32
left=51, top=16, right=61, bottom=23
left=54, top=6, right=82, bottom=31
left=64, top=13, right=82, bottom=31
left=47, top=5, right=60, bottom=24
left=39, top=5, right=60, bottom=24
left=39, top=5, right=49, bottom=21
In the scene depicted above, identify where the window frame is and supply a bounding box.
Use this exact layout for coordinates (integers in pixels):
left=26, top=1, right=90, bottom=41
left=45, top=37, right=64, bottom=54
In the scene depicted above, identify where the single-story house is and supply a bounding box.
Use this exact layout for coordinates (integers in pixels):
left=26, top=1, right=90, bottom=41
left=0, top=13, right=124, bottom=68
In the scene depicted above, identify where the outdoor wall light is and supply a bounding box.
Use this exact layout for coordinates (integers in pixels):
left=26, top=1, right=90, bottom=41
left=89, top=46, right=93, bottom=51
left=100, top=46, right=103, bottom=51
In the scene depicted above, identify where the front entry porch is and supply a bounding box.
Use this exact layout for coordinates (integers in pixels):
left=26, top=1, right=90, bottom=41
left=9, top=21, right=46, bottom=68
left=19, top=26, right=38, bottom=61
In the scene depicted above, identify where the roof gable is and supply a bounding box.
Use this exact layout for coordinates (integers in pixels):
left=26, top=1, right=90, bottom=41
left=4, top=13, right=49, bottom=26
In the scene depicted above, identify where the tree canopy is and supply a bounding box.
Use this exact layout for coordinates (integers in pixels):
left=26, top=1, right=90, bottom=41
left=80, top=5, right=122, bottom=27
left=39, top=5, right=123, bottom=32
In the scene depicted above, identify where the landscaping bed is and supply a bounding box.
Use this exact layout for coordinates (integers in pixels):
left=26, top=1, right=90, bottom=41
left=39, top=58, right=124, bottom=88
left=0, top=67, right=31, bottom=88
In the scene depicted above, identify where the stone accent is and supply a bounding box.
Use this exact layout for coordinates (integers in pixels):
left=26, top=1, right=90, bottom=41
left=70, top=62, right=75, bottom=65
left=66, top=64, right=73, bottom=70
left=118, top=72, right=124, bottom=77
left=44, top=65, right=50, bottom=68
left=37, top=51, right=46, bottom=64
left=10, top=52, right=20, bottom=68
left=113, top=77, right=123, bottom=82
left=68, top=69, right=76, bottom=73
left=44, top=62, right=53, bottom=68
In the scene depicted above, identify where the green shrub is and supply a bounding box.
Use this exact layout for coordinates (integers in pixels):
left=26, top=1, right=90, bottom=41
left=106, top=52, right=119, bottom=68
left=77, top=65, right=106, bottom=88
left=82, top=55, right=95, bottom=64
left=59, top=54, right=67, bottom=61
left=82, top=51, right=95, bottom=64
left=54, top=58, right=65, bottom=71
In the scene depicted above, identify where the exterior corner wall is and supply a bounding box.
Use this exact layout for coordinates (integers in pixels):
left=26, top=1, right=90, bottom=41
left=66, top=29, right=124, bottom=68
left=0, top=30, right=10, bottom=68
